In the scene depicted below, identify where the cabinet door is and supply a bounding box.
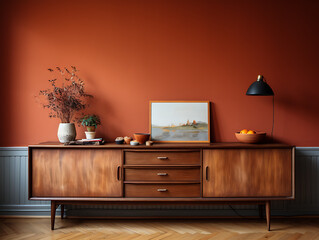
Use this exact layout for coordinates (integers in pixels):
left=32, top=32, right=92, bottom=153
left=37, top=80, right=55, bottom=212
left=203, top=149, right=292, bottom=197
left=32, top=149, right=122, bottom=197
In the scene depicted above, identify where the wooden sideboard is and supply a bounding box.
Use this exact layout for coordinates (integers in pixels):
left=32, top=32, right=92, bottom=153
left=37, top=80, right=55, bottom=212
left=28, top=143, right=295, bottom=230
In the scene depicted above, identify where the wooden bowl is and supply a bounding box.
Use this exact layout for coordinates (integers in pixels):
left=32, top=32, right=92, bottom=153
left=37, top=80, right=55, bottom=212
left=124, top=137, right=132, bottom=144
left=134, top=133, right=150, bottom=144
left=235, top=132, right=266, bottom=144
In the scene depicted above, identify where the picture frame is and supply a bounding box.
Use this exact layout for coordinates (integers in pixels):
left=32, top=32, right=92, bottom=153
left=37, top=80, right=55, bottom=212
left=149, top=101, right=210, bottom=143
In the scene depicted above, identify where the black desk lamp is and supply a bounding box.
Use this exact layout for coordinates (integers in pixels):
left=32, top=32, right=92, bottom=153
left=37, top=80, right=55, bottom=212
left=246, top=75, right=275, bottom=139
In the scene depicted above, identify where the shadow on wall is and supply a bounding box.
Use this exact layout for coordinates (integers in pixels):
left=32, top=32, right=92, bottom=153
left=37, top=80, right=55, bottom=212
left=210, top=102, right=220, bottom=143
left=0, top=2, right=13, bottom=146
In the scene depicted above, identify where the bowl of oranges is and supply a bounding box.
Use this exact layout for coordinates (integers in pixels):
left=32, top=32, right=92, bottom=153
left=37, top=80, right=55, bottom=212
left=235, top=129, right=266, bottom=144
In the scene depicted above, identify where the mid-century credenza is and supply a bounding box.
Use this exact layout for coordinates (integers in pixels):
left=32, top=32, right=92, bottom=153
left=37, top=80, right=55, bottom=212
left=28, top=143, right=295, bottom=230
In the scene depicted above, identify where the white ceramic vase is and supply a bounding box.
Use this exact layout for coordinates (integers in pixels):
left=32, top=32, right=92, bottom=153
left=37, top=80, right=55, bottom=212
left=85, top=131, right=96, bottom=139
left=57, top=123, right=76, bottom=143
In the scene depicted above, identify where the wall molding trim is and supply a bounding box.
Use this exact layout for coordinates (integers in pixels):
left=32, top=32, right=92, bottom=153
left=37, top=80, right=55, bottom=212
left=295, top=147, right=319, bottom=156
left=0, top=147, right=29, bottom=156
left=1, top=146, right=319, bottom=216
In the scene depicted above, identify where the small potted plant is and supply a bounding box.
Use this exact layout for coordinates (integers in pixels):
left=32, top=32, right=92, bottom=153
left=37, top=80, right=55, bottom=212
left=81, top=114, right=101, bottom=139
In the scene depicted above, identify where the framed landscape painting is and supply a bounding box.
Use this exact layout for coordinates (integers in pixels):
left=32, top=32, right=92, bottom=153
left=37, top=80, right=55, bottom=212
left=150, top=101, right=210, bottom=143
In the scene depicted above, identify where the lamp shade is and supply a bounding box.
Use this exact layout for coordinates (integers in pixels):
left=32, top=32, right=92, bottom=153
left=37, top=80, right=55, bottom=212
left=246, top=75, right=274, bottom=96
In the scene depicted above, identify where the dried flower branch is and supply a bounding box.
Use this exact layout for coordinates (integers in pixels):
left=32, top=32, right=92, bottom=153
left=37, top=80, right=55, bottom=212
left=37, top=66, right=93, bottom=123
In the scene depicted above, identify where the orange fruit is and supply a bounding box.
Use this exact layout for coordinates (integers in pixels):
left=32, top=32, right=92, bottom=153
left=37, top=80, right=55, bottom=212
left=247, top=130, right=256, bottom=134
left=240, top=129, right=248, bottom=134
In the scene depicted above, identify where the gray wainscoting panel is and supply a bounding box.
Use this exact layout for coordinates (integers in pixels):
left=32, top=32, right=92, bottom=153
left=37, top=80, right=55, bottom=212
left=0, top=147, right=318, bottom=217
left=0, top=148, right=50, bottom=215
left=284, top=148, right=319, bottom=215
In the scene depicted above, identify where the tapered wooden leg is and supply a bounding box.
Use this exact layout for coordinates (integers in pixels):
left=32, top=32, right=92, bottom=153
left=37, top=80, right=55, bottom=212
left=266, top=201, right=271, bottom=231
left=61, top=204, right=64, bottom=219
left=51, top=201, right=56, bottom=230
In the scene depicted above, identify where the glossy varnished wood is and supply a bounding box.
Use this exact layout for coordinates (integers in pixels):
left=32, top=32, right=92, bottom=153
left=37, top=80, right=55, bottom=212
left=29, top=197, right=289, bottom=202
left=124, top=168, right=200, bottom=181
left=203, top=149, right=293, bottom=197
left=29, top=143, right=294, bottom=231
left=31, top=149, right=122, bottom=197
left=30, top=142, right=292, bottom=149
left=124, top=164, right=201, bottom=168
left=124, top=149, right=202, bottom=198
left=125, top=183, right=201, bottom=198
left=50, top=201, right=56, bottom=230
left=124, top=150, right=200, bottom=165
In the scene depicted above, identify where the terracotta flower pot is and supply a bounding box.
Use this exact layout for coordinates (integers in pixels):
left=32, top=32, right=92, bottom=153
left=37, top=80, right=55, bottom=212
left=86, top=126, right=96, bottom=132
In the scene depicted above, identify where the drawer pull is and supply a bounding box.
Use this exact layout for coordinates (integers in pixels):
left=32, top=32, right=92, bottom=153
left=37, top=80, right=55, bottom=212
left=157, top=157, right=168, bottom=160
left=157, top=173, right=168, bottom=176
left=157, top=188, right=167, bottom=192
left=117, top=166, right=121, bottom=180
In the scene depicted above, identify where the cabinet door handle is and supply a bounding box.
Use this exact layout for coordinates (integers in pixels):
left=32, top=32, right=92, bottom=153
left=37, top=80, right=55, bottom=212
left=117, top=166, right=121, bottom=180
left=157, top=189, right=167, bottom=192
left=157, top=157, right=168, bottom=160
left=205, top=166, right=208, bottom=181
left=157, top=173, right=168, bottom=176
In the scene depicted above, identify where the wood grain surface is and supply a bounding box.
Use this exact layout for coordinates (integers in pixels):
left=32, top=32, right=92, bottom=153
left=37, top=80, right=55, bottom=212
left=31, top=149, right=122, bottom=197
left=124, top=168, right=200, bottom=181
left=203, top=149, right=292, bottom=197
left=1, top=217, right=319, bottom=240
left=124, top=151, right=200, bottom=165
left=29, top=144, right=294, bottom=231
left=30, top=142, right=292, bottom=149
left=125, top=183, right=200, bottom=198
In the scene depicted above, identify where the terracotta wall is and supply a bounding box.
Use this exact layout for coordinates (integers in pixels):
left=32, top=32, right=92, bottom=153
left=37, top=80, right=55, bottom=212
left=1, top=0, right=318, bottom=146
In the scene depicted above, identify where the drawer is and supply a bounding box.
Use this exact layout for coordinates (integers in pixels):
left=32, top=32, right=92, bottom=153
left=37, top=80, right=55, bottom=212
left=125, top=151, right=200, bottom=165
left=125, top=168, right=200, bottom=181
left=125, top=184, right=200, bottom=197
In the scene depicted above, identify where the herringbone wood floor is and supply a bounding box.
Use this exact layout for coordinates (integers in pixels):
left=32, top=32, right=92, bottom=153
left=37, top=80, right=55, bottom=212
left=0, top=217, right=319, bottom=240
